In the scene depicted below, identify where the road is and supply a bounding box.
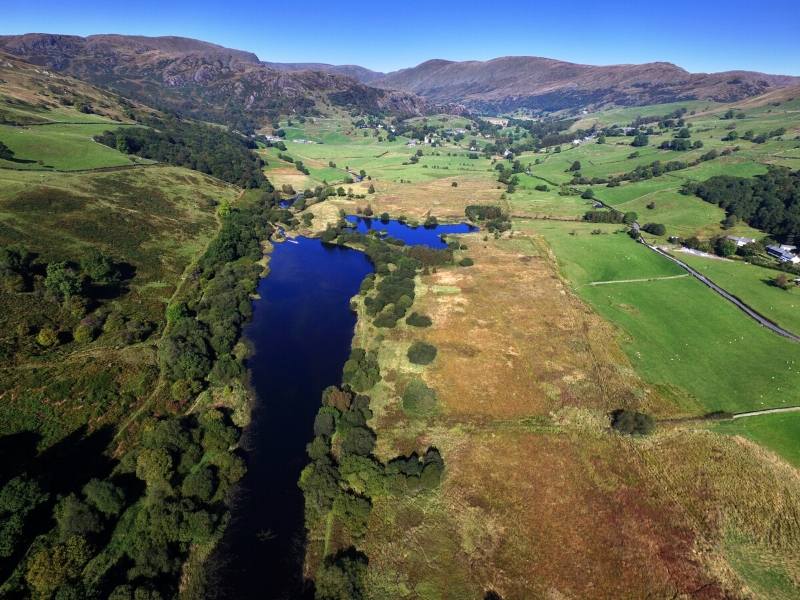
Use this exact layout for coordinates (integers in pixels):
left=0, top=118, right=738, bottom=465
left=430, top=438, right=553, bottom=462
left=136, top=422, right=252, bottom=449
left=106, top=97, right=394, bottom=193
left=581, top=196, right=800, bottom=342
left=640, top=239, right=800, bottom=343
left=733, top=406, right=800, bottom=419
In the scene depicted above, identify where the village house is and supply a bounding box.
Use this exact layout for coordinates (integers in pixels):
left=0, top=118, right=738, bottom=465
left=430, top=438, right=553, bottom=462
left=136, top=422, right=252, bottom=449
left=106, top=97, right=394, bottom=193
left=726, top=235, right=756, bottom=247
left=766, top=244, right=800, bottom=264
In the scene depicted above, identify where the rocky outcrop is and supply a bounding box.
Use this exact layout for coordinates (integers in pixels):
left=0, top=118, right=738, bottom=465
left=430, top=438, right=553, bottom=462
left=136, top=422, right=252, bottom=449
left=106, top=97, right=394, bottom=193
left=0, top=34, right=426, bottom=127
left=373, top=56, right=799, bottom=113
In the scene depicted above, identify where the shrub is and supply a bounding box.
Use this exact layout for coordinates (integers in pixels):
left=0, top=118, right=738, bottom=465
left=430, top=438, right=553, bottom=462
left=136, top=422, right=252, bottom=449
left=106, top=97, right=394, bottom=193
left=314, top=407, right=339, bottom=437
left=714, top=237, right=737, bottom=257
left=36, top=327, right=58, bottom=347
left=339, top=425, right=376, bottom=456
left=407, top=341, right=437, bottom=365
left=183, top=466, right=217, bottom=501
left=610, top=409, right=655, bottom=435
left=332, top=493, right=371, bottom=539
left=73, top=323, right=95, bottom=344
left=314, top=547, right=368, bottom=600
left=641, top=223, right=666, bottom=236
left=405, top=312, right=432, bottom=327
left=322, top=386, right=352, bottom=411
left=373, top=312, right=398, bottom=328
left=773, top=273, right=792, bottom=290
left=420, top=448, right=445, bottom=489
left=459, top=257, right=474, bottom=267
left=342, top=349, right=380, bottom=392
left=82, top=479, right=125, bottom=517
left=402, top=378, right=438, bottom=417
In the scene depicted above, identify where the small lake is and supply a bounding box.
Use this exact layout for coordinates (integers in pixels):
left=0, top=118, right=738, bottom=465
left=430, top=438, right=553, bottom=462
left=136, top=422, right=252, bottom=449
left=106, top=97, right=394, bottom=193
left=216, top=218, right=474, bottom=598
left=345, top=215, right=476, bottom=248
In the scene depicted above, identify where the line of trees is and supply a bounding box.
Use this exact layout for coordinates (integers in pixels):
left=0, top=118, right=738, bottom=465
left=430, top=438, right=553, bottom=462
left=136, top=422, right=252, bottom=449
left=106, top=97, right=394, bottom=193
left=95, top=117, right=270, bottom=188
left=0, top=188, right=296, bottom=598
left=300, top=228, right=447, bottom=598
left=465, top=205, right=511, bottom=233
left=684, top=166, right=800, bottom=243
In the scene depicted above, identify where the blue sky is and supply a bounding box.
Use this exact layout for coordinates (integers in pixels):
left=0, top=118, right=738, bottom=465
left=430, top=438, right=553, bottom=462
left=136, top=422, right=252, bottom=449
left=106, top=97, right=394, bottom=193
left=3, top=0, right=799, bottom=75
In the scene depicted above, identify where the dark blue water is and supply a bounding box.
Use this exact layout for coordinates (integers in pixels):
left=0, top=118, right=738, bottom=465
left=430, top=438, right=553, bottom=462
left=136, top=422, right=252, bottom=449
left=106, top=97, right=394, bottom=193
left=217, top=220, right=474, bottom=599
left=216, top=238, right=372, bottom=600
left=345, top=216, right=476, bottom=248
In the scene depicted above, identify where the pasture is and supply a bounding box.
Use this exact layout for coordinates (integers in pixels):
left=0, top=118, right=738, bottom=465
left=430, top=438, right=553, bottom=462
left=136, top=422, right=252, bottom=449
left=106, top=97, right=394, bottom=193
left=677, top=253, right=800, bottom=335
left=525, top=219, right=800, bottom=415
left=712, top=412, right=800, bottom=468
left=0, top=123, right=146, bottom=170
left=347, top=231, right=800, bottom=599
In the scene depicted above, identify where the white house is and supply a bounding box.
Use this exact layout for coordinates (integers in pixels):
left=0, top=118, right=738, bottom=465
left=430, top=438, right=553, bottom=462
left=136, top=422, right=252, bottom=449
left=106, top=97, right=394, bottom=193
left=726, top=235, right=756, bottom=247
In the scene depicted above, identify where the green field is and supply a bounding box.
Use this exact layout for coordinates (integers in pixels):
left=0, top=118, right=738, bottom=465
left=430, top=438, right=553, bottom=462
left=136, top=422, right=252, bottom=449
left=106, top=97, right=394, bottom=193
left=0, top=123, right=148, bottom=170
left=678, top=253, right=800, bottom=335
left=262, top=118, right=496, bottom=189
left=527, top=219, right=800, bottom=415
left=515, top=94, right=800, bottom=241
left=571, top=100, right=721, bottom=129
left=712, top=413, right=800, bottom=468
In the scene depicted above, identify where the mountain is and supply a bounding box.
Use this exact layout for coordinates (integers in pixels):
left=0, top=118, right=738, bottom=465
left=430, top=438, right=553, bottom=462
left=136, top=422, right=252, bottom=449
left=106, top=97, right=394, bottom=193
left=261, top=61, right=384, bottom=84
left=0, top=34, right=425, bottom=130
left=0, top=50, right=159, bottom=125
left=373, top=56, right=800, bottom=113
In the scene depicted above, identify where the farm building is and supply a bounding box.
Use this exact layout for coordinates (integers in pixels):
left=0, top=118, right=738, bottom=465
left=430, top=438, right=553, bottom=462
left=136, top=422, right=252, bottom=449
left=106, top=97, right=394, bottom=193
left=766, top=245, right=800, bottom=264
left=726, top=235, right=756, bottom=247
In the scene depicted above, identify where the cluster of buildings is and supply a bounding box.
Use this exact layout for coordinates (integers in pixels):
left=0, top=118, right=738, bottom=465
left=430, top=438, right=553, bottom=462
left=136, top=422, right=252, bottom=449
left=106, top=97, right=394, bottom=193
left=406, top=134, right=438, bottom=147
left=726, top=236, right=800, bottom=264
left=572, top=133, right=597, bottom=146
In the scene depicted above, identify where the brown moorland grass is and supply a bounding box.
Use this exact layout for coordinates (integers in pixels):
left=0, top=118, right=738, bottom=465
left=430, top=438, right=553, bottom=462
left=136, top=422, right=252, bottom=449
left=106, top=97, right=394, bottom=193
left=350, top=234, right=800, bottom=599
left=370, top=175, right=505, bottom=219
left=417, top=233, right=668, bottom=420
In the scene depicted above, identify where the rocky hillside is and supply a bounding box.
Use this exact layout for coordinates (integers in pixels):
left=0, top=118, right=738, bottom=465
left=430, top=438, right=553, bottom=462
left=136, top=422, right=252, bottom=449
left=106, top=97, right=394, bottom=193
left=261, top=61, right=384, bottom=83
left=373, top=56, right=800, bottom=113
left=0, top=50, right=159, bottom=124
left=0, top=34, right=425, bottom=130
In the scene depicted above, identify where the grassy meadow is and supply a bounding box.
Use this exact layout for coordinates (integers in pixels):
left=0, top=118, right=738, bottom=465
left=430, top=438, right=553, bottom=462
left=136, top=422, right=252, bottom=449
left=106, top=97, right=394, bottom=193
left=0, top=123, right=149, bottom=170
left=712, top=412, right=800, bottom=468
left=526, top=219, right=800, bottom=415
left=678, top=253, right=800, bottom=335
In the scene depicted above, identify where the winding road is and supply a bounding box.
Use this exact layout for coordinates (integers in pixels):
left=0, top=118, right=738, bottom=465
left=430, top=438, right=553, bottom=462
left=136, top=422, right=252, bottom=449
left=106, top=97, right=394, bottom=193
left=640, top=239, right=800, bottom=343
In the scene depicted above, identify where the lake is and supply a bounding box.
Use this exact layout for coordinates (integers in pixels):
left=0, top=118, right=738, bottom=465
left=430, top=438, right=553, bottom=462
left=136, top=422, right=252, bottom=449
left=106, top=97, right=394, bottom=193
left=216, top=218, right=473, bottom=598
